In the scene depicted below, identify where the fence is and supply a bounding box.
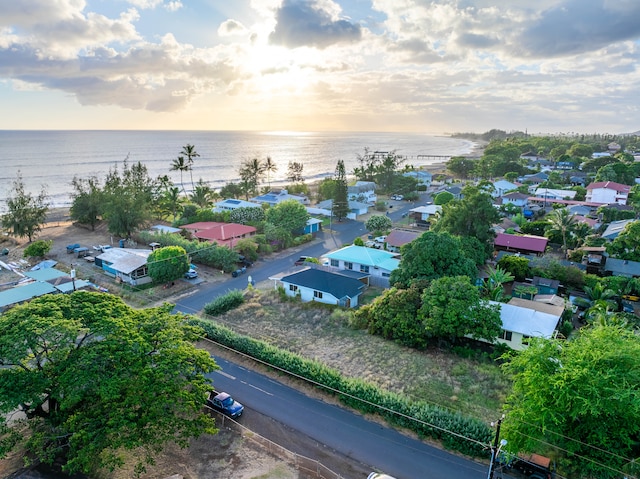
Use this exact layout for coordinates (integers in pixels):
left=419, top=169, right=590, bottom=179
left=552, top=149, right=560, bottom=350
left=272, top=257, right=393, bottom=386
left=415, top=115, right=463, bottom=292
left=212, top=409, right=347, bottom=479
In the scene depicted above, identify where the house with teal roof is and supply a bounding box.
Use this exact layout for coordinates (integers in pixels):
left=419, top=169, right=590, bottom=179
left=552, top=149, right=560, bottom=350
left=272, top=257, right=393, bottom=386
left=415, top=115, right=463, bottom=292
left=325, top=245, right=399, bottom=287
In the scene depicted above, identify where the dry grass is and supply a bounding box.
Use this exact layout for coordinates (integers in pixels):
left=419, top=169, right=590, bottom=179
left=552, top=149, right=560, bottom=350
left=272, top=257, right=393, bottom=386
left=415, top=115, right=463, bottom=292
left=208, top=288, right=510, bottom=419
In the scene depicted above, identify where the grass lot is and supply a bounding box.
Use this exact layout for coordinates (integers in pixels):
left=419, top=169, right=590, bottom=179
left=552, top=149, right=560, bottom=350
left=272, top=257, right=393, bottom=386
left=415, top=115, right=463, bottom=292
left=205, top=287, right=511, bottom=420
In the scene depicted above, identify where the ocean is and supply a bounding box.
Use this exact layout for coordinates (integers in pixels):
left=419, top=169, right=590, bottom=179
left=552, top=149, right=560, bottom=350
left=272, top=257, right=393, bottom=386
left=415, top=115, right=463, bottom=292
left=0, top=130, right=475, bottom=210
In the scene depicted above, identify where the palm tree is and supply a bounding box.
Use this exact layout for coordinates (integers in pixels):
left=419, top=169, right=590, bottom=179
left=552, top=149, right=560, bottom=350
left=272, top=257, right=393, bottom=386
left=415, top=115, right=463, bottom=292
left=170, top=156, right=189, bottom=196
left=546, top=208, right=577, bottom=257
left=483, top=265, right=515, bottom=301
left=180, top=144, right=200, bottom=192
left=239, top=157, right=265, bottom=197
left=190, top=179, right=215, bottom=209
left=160, top=186, right=183, bottom=221
left=263, top=156, right=277, bottom=190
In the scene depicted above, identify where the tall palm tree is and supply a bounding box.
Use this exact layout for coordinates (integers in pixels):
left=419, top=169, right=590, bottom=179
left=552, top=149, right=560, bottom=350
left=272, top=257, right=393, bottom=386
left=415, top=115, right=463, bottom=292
left=546, top=208, right=577, bottom=257
left=190, top=179, right=215, bottom=209
left=170, top=156, right=189, bottom=196
left=263, top=156, right=277, bottom=190
left=180, top=144, right=200, bottom=192
left=160, top=186, right=183, bottom=221
left=239, top=157, right=265, bottom=197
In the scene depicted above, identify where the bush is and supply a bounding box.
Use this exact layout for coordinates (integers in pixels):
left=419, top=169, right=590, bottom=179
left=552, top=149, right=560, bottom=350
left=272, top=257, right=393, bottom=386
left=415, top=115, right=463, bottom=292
left=23, top=239, right=53, bottom=258
left=187, top=316, right=492, bottom=457
left=203, top=290, right=245, bottom=316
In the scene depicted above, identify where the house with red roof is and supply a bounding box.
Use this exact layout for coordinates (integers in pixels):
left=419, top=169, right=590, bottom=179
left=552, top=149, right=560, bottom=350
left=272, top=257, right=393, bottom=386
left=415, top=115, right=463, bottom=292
left=181, top=221, right=256, bottom=248
left=384, top=228, right=421, bottom=253
left=494, top=233, right=548, bottom=256
left=585, top=181, right=631, bottom=205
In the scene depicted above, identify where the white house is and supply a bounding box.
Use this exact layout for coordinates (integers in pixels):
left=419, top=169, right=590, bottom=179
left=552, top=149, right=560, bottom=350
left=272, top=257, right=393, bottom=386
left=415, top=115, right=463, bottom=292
left=534, top=188, right=577, bottom=201
left=501, top=191, right=529, bottom=208
left=489, top=298, right=562, bottom=351
left=347, top=181, right=377, bottom=204
left=213, top=198, right=262, bottom=213
left=95, top=248, right=153, bottom=286
left=491, top=179, right=519, bottom=198
left=409, top=204, right=442, bottom=222
left=275, top=268, right=366, bottom=308
left=585, top=181, right=631, bottom=205
left=325, top=245, right=399, bottom=287
left=251, top=189, right=309, bottom=206
left=315, top=199, right=369, bottom=220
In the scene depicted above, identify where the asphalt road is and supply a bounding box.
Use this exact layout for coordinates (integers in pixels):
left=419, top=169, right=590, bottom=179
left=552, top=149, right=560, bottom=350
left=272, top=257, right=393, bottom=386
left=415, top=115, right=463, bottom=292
left=208, top=356, right=490, bottom=479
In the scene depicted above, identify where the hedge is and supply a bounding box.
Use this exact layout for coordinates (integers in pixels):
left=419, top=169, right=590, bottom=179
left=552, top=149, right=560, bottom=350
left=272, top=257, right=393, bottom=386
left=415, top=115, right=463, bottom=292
left=188, top=316, right=492, bottom=458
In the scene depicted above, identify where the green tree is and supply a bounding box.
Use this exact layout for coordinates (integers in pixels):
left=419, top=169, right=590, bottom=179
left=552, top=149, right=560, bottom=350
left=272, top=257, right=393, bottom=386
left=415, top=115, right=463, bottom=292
left=265, top=199, right=309, bottom=235
left=375, top=151, right=405, bottom=191
left=263, top=156, right=277, bottom=189
left=170, top=155, right=189, bottom=196
left=545, top=208, right=577, bottom=257
left=567, top=143, right=594, bottom=158
left=447, top=156, right=477, bottom=179
left=286, top=161, right=305, bottom=184
left=482, top=265, right=515, bottom=301
left=102, top=159, right=157, bottom=237
left=189, top=178, right=216, bottom=209
left=497, top=255, right=530, bottom=281
left=0, top=292, right=217, bottom=475
left=606, top=221, right=640, bottom=261
left=355, top=283, right=427, bottom=348
left=333, top=160, right=350, bottom=221
left=1, top=172, right=49, bottom=242
left=390, top=231, right=477, bottom=287
left=229, top=206, right=265, bottom=225
left=434, top=191, right=454, bottom=205
left=502, top=325, right=640, bottom=479
left=365, top=214, right=392, bottom=233
left=433, top=185, right=500, bottom=249
left=147, top=245, right=190, bottom=283
left=239, top=158, right=265, bottom=197
left=180, top=144, right=200, bottom=192
left=418, top=276, right=502, bottom=343
left=219, top=182, right=244, bottom=200
left=159, top=186, right=183, bottom=221
left=70, top=176, right=103, bottom=231
left=23, top=239, right=53, bottom=258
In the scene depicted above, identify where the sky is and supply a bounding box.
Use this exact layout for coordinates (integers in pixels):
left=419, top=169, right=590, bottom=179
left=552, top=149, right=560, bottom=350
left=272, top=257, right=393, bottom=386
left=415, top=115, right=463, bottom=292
left=1, top=0, right=640, bottom=134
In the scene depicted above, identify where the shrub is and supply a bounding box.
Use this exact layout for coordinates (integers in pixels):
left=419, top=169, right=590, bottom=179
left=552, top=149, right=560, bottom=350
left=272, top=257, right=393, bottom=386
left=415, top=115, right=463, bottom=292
left=203, top=290, right=245, bottom=316
left=23, top=239, right=53, bottom=258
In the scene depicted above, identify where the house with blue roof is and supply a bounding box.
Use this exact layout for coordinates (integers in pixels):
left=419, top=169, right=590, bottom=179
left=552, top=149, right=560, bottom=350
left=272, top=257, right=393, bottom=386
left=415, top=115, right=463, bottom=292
left=250, top=189, right=309, bottom=206
left=277, top=268, right=366, bottom=308
left=213, top=198, right=262, bottom=213
left=325, top=245, right=399, bottom=287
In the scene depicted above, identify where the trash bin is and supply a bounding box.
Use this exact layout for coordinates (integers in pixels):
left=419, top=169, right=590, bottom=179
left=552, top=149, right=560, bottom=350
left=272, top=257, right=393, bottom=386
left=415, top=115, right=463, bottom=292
left=119, top=239, right=125, bottom=248
left=1, top=248, right=9, bottom=256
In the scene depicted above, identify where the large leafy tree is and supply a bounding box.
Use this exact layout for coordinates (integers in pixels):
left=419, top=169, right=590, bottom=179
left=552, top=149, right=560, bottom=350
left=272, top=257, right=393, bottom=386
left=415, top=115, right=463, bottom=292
left=375, top=151, right=405, bottom=191
left=102, top=159, right=157, bottom=237
left=265, top=199, right=309, bottom=235
left=1, top=172, right=49, bottom=242
left=333, top=160, right=350, bottom=221
left=365, top=214, right=392, bottom=234
left=447, top=156, right=477, bottom=179
left=502, top=325, right=640, bottom=479
left=418, top=276, right=502, bottom=343
left=606, top=220, right=640, bottom=261
left=147, top=245, right=190, bottom=283
left=432, top=185, right=500, bottom=250
left=70, top=175, right=103, bottom=231
left=0, top=292, right=217, bottom=475
left=389, top=231, right=477, bottom=287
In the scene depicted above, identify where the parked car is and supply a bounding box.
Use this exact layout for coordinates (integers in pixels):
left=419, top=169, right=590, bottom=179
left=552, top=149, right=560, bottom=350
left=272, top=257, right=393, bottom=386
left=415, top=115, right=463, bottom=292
left=237, top=254, right=254, bottom=267
left=391, top=194, right=403, bottom=201
left=231, top=266, right=247, bottom=277
left=206, top=390, right=244, bottom=419
left=294, top=256, right=311, bottom=266
left=374, top=236, right=387, bottom=243
left=184, top=269, right=198, bottom=279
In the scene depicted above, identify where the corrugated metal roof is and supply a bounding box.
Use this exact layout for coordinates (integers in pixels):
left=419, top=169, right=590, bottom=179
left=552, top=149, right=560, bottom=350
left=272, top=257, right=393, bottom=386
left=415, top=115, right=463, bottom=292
left=0, top=282, right=58, bottom=308
left=326, top=245, right=398, bottom=268
left=490, top=300, right=560, bottom=338
left=24, top=269, right=67, bottom=282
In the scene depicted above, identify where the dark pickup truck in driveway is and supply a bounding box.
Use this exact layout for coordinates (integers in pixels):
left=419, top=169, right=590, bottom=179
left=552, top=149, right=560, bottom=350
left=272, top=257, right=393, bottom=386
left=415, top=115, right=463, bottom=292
left=206, top=390, right=244, bottom=419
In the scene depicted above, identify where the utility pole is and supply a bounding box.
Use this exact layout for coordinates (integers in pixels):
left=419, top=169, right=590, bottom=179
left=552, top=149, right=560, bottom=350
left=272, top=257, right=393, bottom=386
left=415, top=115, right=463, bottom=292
left=70, top=264, right=77, bottom=292
left=487, top=415, right=506, bottom=479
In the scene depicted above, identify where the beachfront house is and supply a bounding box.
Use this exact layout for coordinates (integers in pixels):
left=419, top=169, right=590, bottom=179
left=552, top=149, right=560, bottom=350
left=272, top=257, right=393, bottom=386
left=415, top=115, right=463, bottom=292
left=181, top=221, right=257, bottom=248
left=251, top=189, right=309, bottom=206
left=275, top=268, right=366, bottom=308
left=213, top=198, right=262, bottom=213
left=585, top=181, right=631, bottom=205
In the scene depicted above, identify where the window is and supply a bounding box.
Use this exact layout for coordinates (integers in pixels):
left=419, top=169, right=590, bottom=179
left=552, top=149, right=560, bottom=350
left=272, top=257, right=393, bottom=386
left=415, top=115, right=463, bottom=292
left=289, top=285, right=298, bottom=292
left=330, top=259, right=339, bottom=267
left=500, top=330, right=513, bottom=341
left=314, top=291, right=323, bottom=299
left=360, top=265, right=370, bottom=273
left=522, top=334, right=531, bottom=345
left=345, top=262, right=353, bottom=270
left=382, top=272, right=390, bottom=277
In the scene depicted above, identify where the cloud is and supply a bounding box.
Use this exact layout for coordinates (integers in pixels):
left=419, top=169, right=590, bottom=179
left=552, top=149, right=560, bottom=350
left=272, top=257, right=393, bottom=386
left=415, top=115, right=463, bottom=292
left=125, top=0, right=183, bottom=11
left=269, top=0, right=362, bottom=49
left=218, top=19, right=249, bottom=37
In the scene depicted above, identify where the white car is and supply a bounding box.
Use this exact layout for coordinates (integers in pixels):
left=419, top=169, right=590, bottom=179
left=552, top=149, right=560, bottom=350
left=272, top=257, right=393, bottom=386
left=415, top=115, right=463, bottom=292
left=391, top=194, right=403, bottom=201
left=374, top=235, right=387, bottom=243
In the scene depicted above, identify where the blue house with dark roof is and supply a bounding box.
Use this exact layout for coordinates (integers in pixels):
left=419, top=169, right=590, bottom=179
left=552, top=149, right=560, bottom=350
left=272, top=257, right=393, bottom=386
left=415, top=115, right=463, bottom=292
left=277, top=268, right=366, bottom=308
